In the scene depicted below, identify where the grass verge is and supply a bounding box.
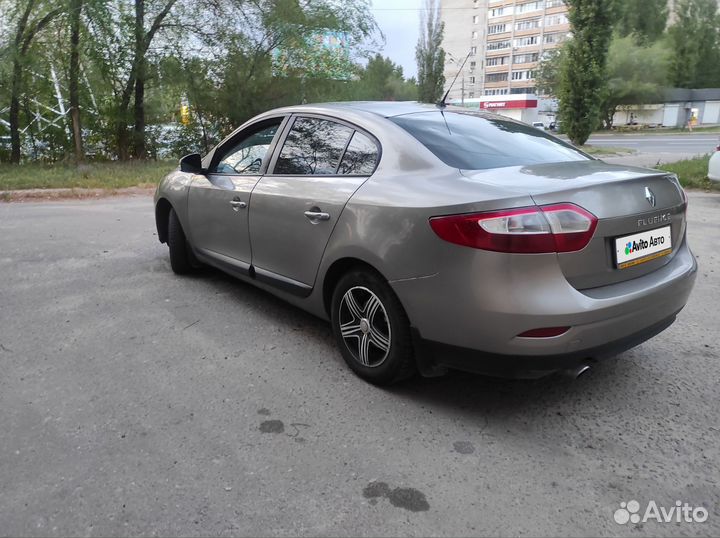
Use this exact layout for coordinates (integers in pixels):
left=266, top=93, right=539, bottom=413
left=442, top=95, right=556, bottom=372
left=657, top=154, right=717, bottom=190
left=0, top=160, right=175, bottom=191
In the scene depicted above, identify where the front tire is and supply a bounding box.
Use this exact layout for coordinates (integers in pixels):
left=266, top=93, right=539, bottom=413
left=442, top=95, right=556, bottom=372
left=167, top=208, right=194, bottom=274
left=331, top=269, right=415, bottom=385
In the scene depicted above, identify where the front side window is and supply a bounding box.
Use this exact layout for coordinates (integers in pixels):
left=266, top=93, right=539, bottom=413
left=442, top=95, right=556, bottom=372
left=212, top=121, right=281, bottom=174
left=274, top=117, right=353, bottom=175
left=390, top=111, right=589, bottom=170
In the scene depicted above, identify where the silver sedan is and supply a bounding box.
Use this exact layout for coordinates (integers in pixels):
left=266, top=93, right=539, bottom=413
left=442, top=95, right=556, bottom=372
left=154, top=102, right=697, bottom=384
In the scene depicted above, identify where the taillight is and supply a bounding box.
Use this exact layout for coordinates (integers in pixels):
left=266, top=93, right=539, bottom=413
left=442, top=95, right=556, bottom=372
left=429, top=203, right=597, bottom=254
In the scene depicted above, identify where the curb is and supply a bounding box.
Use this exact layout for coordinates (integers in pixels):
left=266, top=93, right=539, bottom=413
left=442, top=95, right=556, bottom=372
left=0, top=186, right=155, bottom=202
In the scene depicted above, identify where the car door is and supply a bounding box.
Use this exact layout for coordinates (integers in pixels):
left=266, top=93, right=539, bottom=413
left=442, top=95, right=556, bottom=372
left=187, top=117, right=286, bottom=274
left=249, top=115, right=380, bottom=295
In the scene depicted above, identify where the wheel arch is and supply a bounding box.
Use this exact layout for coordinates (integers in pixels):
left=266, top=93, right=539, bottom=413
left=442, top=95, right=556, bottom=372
left=155, top=197, right=173, bottom=244
left=321, top=257, right=390, bottom=318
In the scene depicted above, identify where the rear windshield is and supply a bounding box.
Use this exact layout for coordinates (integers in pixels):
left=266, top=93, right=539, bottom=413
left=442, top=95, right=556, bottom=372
left=390, top=111, right=589, bottom=170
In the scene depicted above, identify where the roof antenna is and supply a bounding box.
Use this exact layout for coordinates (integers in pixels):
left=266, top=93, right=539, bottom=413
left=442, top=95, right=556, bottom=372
left=438, top=51, right=472, bottom=109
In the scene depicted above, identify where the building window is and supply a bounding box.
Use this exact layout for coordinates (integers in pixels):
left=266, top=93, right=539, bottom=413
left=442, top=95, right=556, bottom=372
left=473, top=15, right=479, bottom=24
left=485, top=88, right=509, bottom=96
left=488, top=24, right=507, bottom=34
left=513, top=52, right=539, bottom=64
left=485, top=72, right=509, bottom=83
left=545, top=14, right=568, bottom=26
left=546, top=0, right=565, bottom=7
left=469, top=76, right=476, bottom=83
left=513, top=36, right=538, bottom=47
left=510, top=86, right=536, bottom=94
left=470, top=46, right=477, bottom=55
left=489, top=7, right=506, bottom=17
left=515, top=1, right=543, bottom=14
left=487, top=40, right=511, bottom=51
left=468, top=92, right=475, bottom=98
left=486, top=56, right=509, bottom=66
left=515, top=19, right=541, bottom=31
left=544, top=32, right=568, bottom=44
left=511, top=70, right=535, bottom=80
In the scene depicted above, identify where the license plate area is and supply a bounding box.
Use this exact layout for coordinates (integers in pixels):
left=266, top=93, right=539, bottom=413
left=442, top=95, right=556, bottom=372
left=615, top=226, right=672, bottom=269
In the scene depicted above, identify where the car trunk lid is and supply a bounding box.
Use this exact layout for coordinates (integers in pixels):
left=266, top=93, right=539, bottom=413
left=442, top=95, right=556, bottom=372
left=460, top=160, right=687, bottom=289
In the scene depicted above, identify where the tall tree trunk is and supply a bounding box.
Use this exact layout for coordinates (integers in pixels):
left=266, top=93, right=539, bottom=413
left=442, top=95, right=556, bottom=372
left=9, top=0, right=35, bottom=164
left=132, top=0, right=146, bottom=159
left=69, top=0, right=84, bottom=163
left=8, top=0, right=61, bottom=163
left=116, top=73, right=136, bottom=160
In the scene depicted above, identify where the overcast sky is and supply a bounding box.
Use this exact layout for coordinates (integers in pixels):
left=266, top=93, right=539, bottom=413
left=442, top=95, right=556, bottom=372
left=369, top=0, right=424, bottom=79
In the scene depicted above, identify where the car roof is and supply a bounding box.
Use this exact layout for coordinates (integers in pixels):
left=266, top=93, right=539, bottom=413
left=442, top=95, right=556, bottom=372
left=267, top=101, right=467, bottom=119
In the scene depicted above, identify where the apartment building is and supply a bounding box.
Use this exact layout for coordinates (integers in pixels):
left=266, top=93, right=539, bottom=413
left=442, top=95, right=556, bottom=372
left=440, top=0, right=570, bottom=100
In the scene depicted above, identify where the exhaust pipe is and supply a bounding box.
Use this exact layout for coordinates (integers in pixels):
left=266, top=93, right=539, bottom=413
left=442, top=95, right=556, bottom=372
left=564, top=364, right=591, bottom=379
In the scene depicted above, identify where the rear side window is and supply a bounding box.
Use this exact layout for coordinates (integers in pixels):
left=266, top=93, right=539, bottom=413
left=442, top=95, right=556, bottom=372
left=390, top=111, right=589, bottom=170
left=337, top=131, right=379, bottom=175
left=274, top=117, right=353, bottom=175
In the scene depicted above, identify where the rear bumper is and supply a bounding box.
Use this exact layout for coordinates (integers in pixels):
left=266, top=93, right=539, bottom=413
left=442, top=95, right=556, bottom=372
left=413, top=310, right=679, bottom=378
left=392, top=237, right=697, bottom=378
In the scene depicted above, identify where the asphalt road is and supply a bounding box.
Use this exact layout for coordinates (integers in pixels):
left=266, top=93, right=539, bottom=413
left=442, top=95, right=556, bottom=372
left=1, top=193, right=719, bottom=537
left=586, top=133, right=719, bottom=156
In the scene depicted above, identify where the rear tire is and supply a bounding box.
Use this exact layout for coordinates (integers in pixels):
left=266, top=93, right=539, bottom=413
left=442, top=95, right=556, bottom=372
left=331, top=269, right=415, bottom=385
left=168, top=208, right=194, bottom=274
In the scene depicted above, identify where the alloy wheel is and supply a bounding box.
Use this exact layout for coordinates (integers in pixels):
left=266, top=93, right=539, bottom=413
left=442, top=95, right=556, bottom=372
left=338, top=286, right=392, bottom=367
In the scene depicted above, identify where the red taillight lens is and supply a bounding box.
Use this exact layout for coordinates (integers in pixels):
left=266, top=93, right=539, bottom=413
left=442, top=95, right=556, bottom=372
left=429, top=203, right=597, bottom=254
left=517, top=327, right=570, bottom=338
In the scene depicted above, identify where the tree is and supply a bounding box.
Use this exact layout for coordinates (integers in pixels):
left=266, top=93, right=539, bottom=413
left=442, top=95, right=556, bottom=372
left=8, top=0, right=62, bottom=163
left=354, top=54, right=417, bottom=101
left=615, top=0, right=668, bottom=43
left=86, top=0, right=180, bottom=159
left=68, top=0, right=84, bottom=162
left=415, top=0, right=444, bottom=103
left=0, top=0, right=380, bottom=162
left=557, top=0, right=615, bottom=145
left=668, top=0, right=720, bottom=88
left=600, top=36, right=670, bottom=128
left=534, top=47, right=564, bottom=96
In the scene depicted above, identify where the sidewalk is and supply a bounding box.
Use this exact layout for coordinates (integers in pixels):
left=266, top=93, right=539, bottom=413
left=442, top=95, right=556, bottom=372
left=601, top=152, right=694, bottom=168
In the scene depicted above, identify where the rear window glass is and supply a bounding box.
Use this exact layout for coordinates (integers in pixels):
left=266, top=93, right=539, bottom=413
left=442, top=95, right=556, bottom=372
left=390, top=111, right=589, bottom=170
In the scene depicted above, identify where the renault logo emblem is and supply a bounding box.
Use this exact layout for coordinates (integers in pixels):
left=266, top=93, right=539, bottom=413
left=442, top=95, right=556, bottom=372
left=644, top=187, right=656, bottom=207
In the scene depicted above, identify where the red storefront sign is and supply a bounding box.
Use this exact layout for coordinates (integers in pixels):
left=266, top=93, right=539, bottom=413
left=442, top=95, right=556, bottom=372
left=480, top=99, right=538, bottom=110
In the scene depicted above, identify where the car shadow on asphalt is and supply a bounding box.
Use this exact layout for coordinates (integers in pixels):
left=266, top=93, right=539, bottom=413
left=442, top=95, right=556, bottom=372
left=194, top=264, right=635, bottom=414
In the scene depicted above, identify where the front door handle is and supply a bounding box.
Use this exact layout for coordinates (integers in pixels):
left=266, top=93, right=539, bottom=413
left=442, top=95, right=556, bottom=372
left=304, top=210, right=330, bottom=222
left=230, top=198, right=247, bottom=211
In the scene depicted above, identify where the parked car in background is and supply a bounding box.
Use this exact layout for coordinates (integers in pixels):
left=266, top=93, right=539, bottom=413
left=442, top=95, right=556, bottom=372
left=155, top=102, right=696, bottom=385
left=709, top=143, right=720, bottom=182
left=531, top=121, right=545, bottom=129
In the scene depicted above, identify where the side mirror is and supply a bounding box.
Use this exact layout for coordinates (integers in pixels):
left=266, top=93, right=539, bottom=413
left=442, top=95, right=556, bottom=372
left=179, top=153, right=204, bottom=174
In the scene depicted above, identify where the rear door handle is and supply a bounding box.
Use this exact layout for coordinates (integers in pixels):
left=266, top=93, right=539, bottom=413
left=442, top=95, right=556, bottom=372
left=304, top=210, right=330, bottom=222
left=230, top=199, right=247, bottom=211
